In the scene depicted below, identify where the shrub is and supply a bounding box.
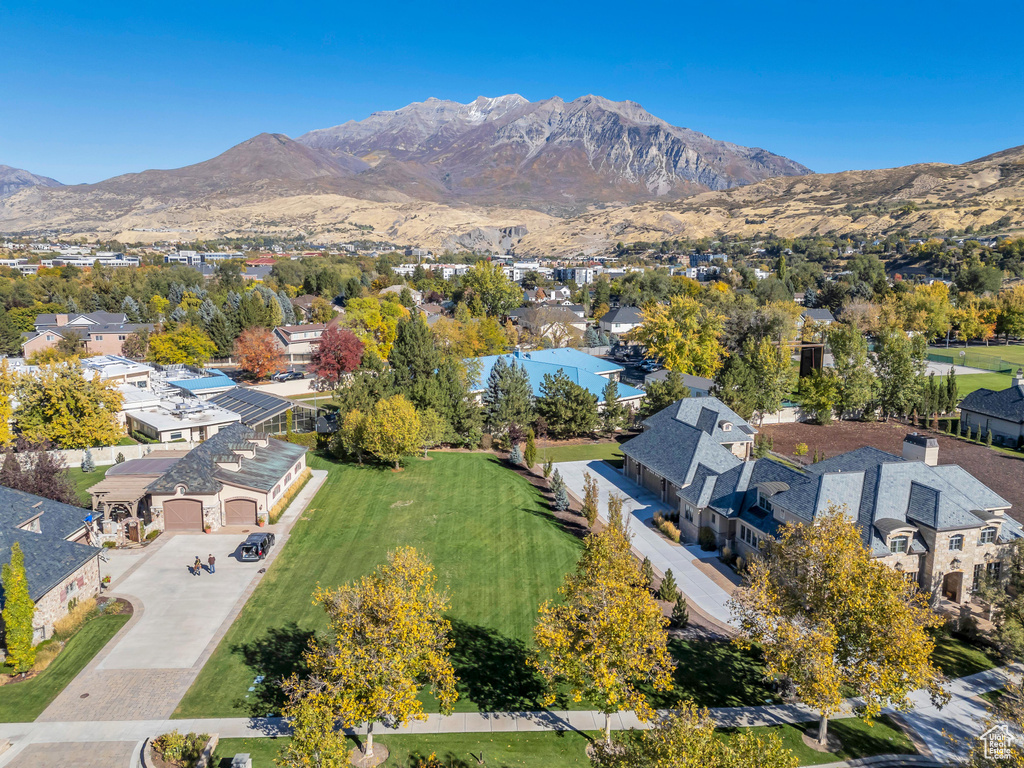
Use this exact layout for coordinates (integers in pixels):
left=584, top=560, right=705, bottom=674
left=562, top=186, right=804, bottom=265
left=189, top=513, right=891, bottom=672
left=986, top=429, right=994, bottom=447
left=508, top=444, right=523, bottom=465
left=102, top=541, right=117, bottom=549
left=660, top=519, right=681, bottom=543
left=132, top=430, right=158, bottom=444
left=151, top=730, right=210, bottom=768
left=721, top=545, right=733, bottom=564
left=523, top=429, right=537, bottom=469
left=794, top=442, right=808, bottom=456
left=81, top=449, right=94, bottom=473
left=736, top=556, right=746, bottom=573
left=658, top=569, right=680, bottom=601
left=554, top=484, right=570, bottom=512
left=641, top=557, right=654, bottom=590
left=671, top=594, right=689, bottom=628
left=965, top=425, right=973, bottom=441
left=145, top=529, right=161, bottom=541
left=542, top=458, right=553, bottom=479
left=53, top=597, right=97, bottom=639
left=698, top=526, right=716, bottom=551
left=115, top=452, right=125, bottom=464
left=31, top=641, right=63, bottom=673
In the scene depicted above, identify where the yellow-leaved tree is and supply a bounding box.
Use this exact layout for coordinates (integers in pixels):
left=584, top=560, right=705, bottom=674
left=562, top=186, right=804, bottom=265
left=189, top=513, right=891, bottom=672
left=280, top=547, right=458, bottom=765
left=15, top=361, right=124, bottom=448
left=363, top=394, right=422, bottom=469
left=0, top=360, right=15, bottom=446
left=628, top=295, right=725, bottom=377
left=589, top=700, right=797, bottom=768
left=343, top=297, right=408, bottom=359
left=147, top=324, right=217, bottom=366
left=730, top=505, right=947, bottom=747
left=533, top=495, right=674, bottom=745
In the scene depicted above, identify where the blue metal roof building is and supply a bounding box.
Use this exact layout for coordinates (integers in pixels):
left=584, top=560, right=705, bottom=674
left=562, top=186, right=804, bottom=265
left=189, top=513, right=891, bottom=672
left=468, top=349, right=643, bottom=404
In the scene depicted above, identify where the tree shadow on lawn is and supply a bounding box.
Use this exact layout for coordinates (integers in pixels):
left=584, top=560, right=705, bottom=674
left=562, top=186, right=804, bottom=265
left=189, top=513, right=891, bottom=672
left=448, top=619, right=559, bottom=713
left=790, top=716, right=916, bottom=758
left=643, top=639, right=775, bottom=709
left=230, top=622, right=316, bottom=717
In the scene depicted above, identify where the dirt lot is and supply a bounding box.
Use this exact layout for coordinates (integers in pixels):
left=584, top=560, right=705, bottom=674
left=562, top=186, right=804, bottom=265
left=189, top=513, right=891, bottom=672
left=760, top=420, right=1024, bottom=519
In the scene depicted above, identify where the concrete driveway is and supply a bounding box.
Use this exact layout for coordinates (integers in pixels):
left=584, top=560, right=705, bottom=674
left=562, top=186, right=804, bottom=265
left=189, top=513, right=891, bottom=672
left=555, top=460, right=736, bottom=628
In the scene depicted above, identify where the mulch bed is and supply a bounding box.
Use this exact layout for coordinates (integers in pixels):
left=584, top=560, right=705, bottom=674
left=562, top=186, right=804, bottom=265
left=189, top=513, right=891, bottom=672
left=760, top=420, right=1024, bottom=518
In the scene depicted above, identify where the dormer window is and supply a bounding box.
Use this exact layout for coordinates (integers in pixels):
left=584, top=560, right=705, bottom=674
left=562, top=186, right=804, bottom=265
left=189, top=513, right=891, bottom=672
left=758, top=491, right=774, bottom=513
left=720, top=421, right=733, bottom=432
left=949, top=534, right=964, bottom=551
left=889, top=536, right=909, bottom=554
left=981, top=527, right=997, bottom=545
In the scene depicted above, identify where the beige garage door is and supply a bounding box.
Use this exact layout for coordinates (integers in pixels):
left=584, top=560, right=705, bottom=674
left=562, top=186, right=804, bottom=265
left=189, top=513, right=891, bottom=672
left=163, top=499, right=203, bottom=531
left=224, top=498, right=257, bottom=526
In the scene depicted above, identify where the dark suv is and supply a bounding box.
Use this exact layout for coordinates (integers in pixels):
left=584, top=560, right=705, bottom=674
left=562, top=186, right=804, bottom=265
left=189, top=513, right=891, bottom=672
left=239, top=532, right=276, bottom=561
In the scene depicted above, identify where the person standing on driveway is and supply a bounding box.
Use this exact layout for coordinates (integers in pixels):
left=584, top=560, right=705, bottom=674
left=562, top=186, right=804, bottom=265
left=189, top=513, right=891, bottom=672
left=193, top=555, right=202, bottom=576
left=208, top=554, right=216, bottom=574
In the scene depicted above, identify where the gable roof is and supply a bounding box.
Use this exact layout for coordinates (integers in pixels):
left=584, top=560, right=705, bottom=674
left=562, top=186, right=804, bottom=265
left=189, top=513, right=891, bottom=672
left=960, top=382, right=1024, bottom=424
left=600, top=306, right=644, bottom=324
left=801, top=308, right=836, bottom=322
left=147, top=422, right=307, bottom=495
left=469, top=350, right=638, bottom=403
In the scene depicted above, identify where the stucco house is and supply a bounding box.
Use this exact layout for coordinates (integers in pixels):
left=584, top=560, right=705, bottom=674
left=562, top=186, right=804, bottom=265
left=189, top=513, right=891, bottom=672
left=273, top=323, right=327, bottom=364
left=959, top=370, right=1024, bottom=447
left=622, top=397, right=1021, bottom=605
left=21, top=312, right=153, bottom=358
left=0, top=487, right=101, bottom=641
left=599, top=306, right=644, bottom=335
left=145, top=423, right=308, bottom=531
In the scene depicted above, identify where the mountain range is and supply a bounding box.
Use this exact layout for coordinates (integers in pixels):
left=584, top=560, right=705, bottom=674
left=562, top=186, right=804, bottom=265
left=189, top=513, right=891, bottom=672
left=1, top=95, right=1021, bottom=254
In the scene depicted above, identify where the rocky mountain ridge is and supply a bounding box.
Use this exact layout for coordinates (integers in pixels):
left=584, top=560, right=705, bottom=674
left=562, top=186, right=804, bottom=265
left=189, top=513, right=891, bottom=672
left=0, top=165, right=62, bottom=199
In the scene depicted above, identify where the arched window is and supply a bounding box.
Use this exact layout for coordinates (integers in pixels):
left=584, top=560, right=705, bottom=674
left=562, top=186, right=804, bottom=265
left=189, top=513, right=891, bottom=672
left=889, top=536, right=908, bottom=554
left=980, top=527, right=997, bottom=545
left=949, top=534, right=964, bottom=551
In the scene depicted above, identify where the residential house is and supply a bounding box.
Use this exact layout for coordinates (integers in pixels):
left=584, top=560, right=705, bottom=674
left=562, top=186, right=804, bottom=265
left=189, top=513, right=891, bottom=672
left=599, top=306, right=644, bottom=335
left=125, top=398, right=241, bottom=443
left=509, top=306, right=587, bottom=347
left=210, top=386, right=321, bottom=434
left=0, top=487, right=101, bottom=641
left=379, top=285, right=423, bottom=304
left=799, top=308, right=836, bottom=326
left=621, top=397, right=1020, bottom=604
left=22, top=312, right=153, bottom=358
left=469, top=348, right=645, bottom=410
left=643, top=369, right=713, bottom=397
left=959, top=370, right=1024, bottom=447
left=145, top=423, right=308, bottom=531
left=274, top=323, right=327, bottom=364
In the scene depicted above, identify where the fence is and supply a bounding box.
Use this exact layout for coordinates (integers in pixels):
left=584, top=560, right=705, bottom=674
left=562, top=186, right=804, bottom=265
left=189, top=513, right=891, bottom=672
left=926, top=350, right=1015, bottom=373
left=56, top=441, right=201, bottom=468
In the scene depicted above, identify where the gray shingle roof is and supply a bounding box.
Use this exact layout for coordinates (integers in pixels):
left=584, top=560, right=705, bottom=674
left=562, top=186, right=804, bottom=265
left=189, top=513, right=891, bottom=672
left=960, top=383, right=1024, bottom=424
left=801, top=308, right=836, bottom=323
left=147, top=423, right=307, bottom=495
left=600, top=306, right=643, bottom=324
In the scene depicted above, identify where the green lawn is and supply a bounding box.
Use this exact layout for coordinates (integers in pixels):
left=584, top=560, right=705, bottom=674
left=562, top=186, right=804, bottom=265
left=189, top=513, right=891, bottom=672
left=938, top=371, right=1014, bottom=399
left=648, top=639, right=773, bottom=708
left=0, top=613, right=129, bottom=722
left=212, top=732, right=594, bottom=768
left=537, top=441, right=624, bottom=466
left=69, top=467, right=106, bottom=507
left=212, top=715, right=912, bottom=768
left=929, top=344, right=1024, bottom=370
left=723, top=715, right=915, bottom=766
left=930, top=632, right=1002, bottom=679
left=175, top=452, right=584, bottom=719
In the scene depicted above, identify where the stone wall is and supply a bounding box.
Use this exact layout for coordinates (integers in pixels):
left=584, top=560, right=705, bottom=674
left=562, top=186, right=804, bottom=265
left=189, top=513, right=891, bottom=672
left=32, top=555, right=101, bottom=641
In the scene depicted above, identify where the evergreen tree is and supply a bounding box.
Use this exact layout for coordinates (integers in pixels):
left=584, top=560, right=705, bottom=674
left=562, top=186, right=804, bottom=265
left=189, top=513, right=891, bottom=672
left=206, top=310, right=237, bottom=359
left=601, top=379, right=629, bottom=434
left=238, top=290, right=270, bottom=329
left=584, top=327, right=600, bottom=347
left=483, top=358, right=533, bottom=435
left=278, top=290, right=296, bottom=324
left=537, top=370, right=599, bottom=439
left=0, top=309, right=22, bottom=356
left=197, top=297, right=217, bottom=326
left=509, top=444, right=523, bottom=465
left=120, top=295, right=141, bottom=322
left=946, top=367, right=958, bottom=413
left=641, top=370, right=692, bottom=419
left=523, top=428, right=538, bottom=469
left=986, top=428, right=993, bottom=447
left=542, top=458, right=553, bottom=479
left=658, top=569, right=680, bottom=602
left=641, top=557, right=654, bottom=590
left=389, top=315, right=440, bottom=407
left=2, top=543, right=35, bottom=672
left=671, top=594, right=689, bottom=628
left=432, top=358, right=482, bottom=447
left=81, top=448, right=94, bottom=473
left=554, top=483, right=570, bottom=512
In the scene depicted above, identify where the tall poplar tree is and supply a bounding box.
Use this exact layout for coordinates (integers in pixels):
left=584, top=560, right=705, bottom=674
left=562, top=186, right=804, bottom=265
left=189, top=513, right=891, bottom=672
left=2, top=543, right=36, bottom=672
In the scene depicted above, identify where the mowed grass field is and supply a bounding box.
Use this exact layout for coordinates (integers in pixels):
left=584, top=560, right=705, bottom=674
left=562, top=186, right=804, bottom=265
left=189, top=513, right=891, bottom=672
left=175, top=452, right=584, bottom=719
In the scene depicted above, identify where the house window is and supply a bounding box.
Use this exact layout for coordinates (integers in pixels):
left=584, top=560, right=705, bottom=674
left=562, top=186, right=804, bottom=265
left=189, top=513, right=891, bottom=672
left=758, top=491, right=774, bottom=513
left=118, top=335, right=126, bottom=340
left=903, top=571, right=918, bottom=584
left=94, top=335, right=103, bottom=340
left=974, top=564, right=984, bottom=591
left=169, top=431, right=183, bottom=441
left=889, top=536, right=908, bottom=554
left=949, top=534, right=964, bottom=551
left=989, top=561, right=1002, bottom=580
left=684, top=506, right=693, bottom=523
left=46, top=334, right=53, bottom=341
left=981, top=527, right=997, bottom=545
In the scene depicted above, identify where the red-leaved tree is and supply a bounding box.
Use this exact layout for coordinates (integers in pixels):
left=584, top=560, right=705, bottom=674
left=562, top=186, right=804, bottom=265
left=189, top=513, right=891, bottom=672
left=234, top=327, right=286, bottom=380
left=308, top=325, right=364, bottom=389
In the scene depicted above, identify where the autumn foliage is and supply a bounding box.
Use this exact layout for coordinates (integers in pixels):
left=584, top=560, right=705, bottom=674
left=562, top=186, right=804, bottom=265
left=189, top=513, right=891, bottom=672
left=234, top=327, right=285, bottom=380
left=308, top=325, right=364, bottom=389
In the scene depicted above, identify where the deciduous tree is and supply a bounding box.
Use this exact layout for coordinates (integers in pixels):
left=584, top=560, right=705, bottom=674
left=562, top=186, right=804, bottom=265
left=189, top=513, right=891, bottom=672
left=872, top=324, right=926, bottom=419
left=730, top=506, right=946, bottom=747
left=308, top=325, right=364, bottom=390
left=630, top=296, right=726, bottom=377
left=2, top=543, right=35, bottom=672
left=581, top=471, right=599, bottom=527
left=417, top=408, right=449, bottom=457
left=15, top=361, right=124, bottom=448
left=120, top=329, right=150, bottom=360
left=363, top=395, right=422, bottom=469
left=828, top=323, right=874, bottom=418
left=286, top=547, right=458, bottom=760
left=460, top=261, right=522, bottom=317
left=798, top=369, right=840, bottom=425
left=343, top=297, right=408, bottom=359
left=234, top=327, right=285, bottom=380
left=533, top=495, right=673, bottom=744
left=147, top=324, right=217, bottom=366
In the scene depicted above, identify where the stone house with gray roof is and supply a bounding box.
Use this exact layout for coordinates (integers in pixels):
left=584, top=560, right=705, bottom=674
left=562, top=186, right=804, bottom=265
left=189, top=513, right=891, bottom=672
left=622, top=397, right=1021, bottom=604
left=959, top=370, right=1024, bottom=447
left=146, top=423, right=308, bottom=532
left=0, top=487, right=101, bottom=642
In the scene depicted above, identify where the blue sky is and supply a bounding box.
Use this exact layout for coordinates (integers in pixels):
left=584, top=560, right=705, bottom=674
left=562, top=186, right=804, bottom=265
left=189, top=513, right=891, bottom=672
left=2, top=0, right=1022, bottom=184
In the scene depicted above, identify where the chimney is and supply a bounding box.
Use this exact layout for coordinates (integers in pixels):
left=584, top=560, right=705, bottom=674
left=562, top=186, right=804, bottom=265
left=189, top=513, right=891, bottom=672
left=903, top=432, right=939, bottom=466
left=1014, top=368, right=1024, bottom=389
left=54, top=314, right=68, bottom=327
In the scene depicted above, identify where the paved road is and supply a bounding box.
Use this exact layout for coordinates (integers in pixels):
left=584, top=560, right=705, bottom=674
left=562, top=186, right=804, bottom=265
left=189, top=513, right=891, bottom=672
left=37, top=470, right=329, bottom=723
left=554, top=459, right=736, bottom=627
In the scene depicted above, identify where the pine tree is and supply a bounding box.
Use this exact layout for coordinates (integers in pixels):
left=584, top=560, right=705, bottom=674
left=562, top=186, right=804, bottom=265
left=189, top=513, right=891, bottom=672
left=2, top=543, right=35, bottom=672
left=81, top=449, right=94, bottom=473
left=946, top=367, right=958, bottom=413
left=542, top=458, right=553, bottom=479
left=583, top=327, right=600, bottom=347
left=671, top=594, right=689, bottom=628
left=641, top=557, right=654, bottom=590
left=658, top=569, right=680, bottom=601
left=483, top=358, right=533, bottom=435
left=601, top=379, right=628, bottom=434
left=508, top=444, right=523, bottom=465
left=554, top=483, right=570, bottom=512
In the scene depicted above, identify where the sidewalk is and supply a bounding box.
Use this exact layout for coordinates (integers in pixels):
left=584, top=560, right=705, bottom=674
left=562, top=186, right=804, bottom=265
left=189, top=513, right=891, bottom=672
left=554, top=460, right=737, bottom=628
